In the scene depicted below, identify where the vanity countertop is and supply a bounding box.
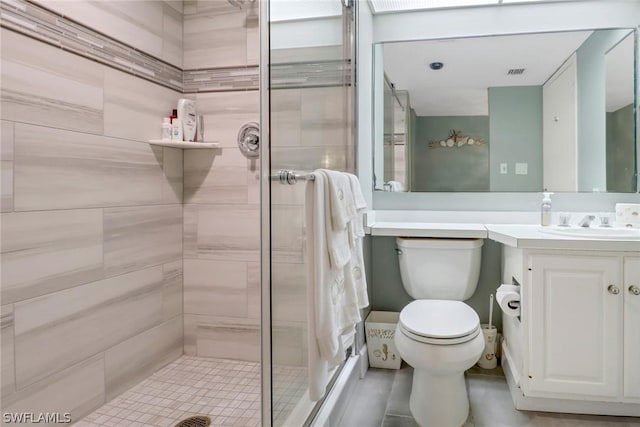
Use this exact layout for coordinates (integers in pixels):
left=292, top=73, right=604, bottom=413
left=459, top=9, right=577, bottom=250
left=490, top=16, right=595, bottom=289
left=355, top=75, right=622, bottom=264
left=364, top=211, right=639, bottom=251
left=486, top=224, right=640, bottom=252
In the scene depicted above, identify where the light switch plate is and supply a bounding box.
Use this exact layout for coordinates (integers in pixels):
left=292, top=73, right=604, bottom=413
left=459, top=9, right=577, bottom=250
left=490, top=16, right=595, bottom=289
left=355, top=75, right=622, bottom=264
left=500, top=163, right=508, bottom=174
left=515, top=163, right=528, bottom=175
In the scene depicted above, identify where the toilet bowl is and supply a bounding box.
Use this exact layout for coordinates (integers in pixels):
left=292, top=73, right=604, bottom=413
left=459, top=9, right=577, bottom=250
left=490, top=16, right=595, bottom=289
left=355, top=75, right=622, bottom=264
left=394, top=237, right=484, bottom=427
left=395, top=300, right=484, bottom=427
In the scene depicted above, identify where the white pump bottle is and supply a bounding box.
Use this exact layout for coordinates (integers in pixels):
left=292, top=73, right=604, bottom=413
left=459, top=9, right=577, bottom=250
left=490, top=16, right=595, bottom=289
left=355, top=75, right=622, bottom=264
left=540, top=192, right=554, bottom=226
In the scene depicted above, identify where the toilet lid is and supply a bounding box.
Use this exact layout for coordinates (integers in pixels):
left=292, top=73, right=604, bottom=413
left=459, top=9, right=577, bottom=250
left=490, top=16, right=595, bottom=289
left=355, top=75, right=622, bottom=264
left=399, top=300, right=480, bottom=339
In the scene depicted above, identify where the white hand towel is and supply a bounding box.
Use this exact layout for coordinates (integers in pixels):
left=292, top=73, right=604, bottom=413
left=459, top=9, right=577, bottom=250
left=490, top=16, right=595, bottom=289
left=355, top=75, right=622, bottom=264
left=322, top=169, right=357, bottom=231
left=321, top=171, right=351, bottom=269
left=346, top=174, right=367, bottom=246
left=347, top=173, right=367, bottom=211
left=386, top=180, right=405, bottom=192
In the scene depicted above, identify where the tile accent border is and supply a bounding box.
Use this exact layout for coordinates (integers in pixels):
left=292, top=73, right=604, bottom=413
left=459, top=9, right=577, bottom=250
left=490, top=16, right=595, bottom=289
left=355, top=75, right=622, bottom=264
left=1, top=0, right=350, bottom=93
left=182, top=61, right=351, bottom=93
left=0, top=0, right=184, bottom=92
left=183, top=66, right=259, bottom=93
left=271, top=60, right=352, bottom=89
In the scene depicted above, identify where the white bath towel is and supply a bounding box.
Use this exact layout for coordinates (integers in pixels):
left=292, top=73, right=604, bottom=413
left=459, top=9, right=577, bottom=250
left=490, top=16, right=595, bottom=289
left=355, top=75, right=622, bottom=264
left=346, top=237, right=369, bottom=311
left=306, top=171, right=354, bottom=401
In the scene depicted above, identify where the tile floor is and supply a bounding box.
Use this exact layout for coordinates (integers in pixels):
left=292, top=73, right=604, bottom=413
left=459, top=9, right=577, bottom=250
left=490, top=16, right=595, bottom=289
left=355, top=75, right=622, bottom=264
left=77, top=356, right=261, bottom=427
left=78, top=356, right=640, bottom=427
left=77, top=356, right=309, bottom=427
left=272, top=365, right=308, bottom=425
left=338, top=363, right=640, bottom=427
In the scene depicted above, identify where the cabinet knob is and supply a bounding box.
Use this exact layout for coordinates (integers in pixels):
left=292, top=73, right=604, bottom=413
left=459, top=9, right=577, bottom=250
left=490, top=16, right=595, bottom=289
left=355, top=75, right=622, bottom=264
left=629, top=285, right=640, bottom=296
left=607, top=284, right=620, bottom=295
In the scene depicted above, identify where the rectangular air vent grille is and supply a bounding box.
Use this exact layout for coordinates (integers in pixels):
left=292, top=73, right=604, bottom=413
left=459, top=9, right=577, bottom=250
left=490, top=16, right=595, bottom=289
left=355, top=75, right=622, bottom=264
left=508, top=68, right=525, bottom=75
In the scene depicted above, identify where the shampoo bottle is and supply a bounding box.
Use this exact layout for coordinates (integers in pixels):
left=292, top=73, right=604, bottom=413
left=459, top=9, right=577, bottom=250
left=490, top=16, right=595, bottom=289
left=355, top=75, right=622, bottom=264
left=171, top=117, right=183, bottom=142
left=540, top=192, right=553, bottom=226
left=161, top=117, right=171, bottom=142
left=177, top=99, right=197, bottom=142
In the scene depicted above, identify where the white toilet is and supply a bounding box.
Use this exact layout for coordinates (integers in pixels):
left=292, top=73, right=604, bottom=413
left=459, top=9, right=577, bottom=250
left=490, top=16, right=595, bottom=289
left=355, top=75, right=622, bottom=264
left=394, top=237, right=485, bottom=427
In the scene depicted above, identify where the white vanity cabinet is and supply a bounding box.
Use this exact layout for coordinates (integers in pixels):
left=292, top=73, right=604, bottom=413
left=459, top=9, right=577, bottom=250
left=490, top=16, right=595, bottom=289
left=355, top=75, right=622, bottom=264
left=624, top=257, right=640, bottom=401
left=526, top=253, right=621, bottom=398
left=501, top=246, right=640, bottom=416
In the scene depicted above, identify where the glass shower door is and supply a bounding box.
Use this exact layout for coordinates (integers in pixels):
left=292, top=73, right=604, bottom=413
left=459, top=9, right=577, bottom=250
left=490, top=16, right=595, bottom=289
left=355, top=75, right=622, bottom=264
left=261, top=0, right=355, bottom=425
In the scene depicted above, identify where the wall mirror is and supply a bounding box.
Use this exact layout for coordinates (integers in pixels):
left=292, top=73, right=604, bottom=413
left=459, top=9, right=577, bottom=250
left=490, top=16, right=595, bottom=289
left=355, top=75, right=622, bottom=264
left=373, top=28, right=637, bottom=193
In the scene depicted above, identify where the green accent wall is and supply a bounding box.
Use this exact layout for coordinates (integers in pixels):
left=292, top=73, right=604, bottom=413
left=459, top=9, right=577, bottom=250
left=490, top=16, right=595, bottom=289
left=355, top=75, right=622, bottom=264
left=411, top=116, right=490, bottom=191
left=488, top=86, right=543, bottom=192
left=369, top=236, right=504, bottom=331
left=607, top=103, right=637, bottom=192
left=576, top=28, right=633, bottom=192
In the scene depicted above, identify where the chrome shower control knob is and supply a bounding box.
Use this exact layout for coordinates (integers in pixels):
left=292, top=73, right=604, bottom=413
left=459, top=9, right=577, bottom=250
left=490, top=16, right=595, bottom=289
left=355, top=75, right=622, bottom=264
left=607, top=285, right=620, bottom=295
left=629, top=285, right=640, bottom=296
left=238, top=122, right=260, bottom=158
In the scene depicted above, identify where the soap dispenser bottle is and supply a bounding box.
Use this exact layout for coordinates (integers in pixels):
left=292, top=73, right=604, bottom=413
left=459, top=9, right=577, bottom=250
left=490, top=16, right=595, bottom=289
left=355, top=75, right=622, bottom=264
left=541, top=192, right=554, bottom=226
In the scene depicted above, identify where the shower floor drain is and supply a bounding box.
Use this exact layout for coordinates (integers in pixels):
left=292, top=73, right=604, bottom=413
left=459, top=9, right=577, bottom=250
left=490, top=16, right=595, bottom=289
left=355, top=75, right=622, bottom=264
left=174, top=415, right=211, bottom=427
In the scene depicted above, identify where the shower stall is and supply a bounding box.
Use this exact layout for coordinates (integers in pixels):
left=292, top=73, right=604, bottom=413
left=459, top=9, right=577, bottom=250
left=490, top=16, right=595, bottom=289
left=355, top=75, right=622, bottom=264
left=0, top=0, right=357, bottom=425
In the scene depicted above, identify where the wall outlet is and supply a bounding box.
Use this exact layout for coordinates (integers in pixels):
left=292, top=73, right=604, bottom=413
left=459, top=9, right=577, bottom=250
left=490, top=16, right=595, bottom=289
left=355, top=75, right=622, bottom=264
left=500, top=163, right=508, bottom=174
left=515, top=163, right=528, bottom=175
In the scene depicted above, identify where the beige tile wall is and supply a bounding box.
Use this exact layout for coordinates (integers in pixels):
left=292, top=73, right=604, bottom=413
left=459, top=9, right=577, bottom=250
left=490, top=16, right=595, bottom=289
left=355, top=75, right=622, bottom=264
left=31, top=0, right=184, bottom=68
left=182, top=91, right=261, bottom=361
left=180, top=2, right=354, bottom=367
left=0, top=7, right=184, bottom=420
left=1, top=2, right=357, bottom=422
left=269, top=84, right=354, bottom=368
left=181, top=0, right=262, bottom=361
left=183, top=0, right=258, bottom=69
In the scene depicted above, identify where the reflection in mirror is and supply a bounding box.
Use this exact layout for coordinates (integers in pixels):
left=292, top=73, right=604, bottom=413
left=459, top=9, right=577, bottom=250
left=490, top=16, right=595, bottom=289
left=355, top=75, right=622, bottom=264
left=383, top=77, right=410, bottom=190
left=374, top=29, right=637, bottom=193
left=606, top=32, right=635, bottom=193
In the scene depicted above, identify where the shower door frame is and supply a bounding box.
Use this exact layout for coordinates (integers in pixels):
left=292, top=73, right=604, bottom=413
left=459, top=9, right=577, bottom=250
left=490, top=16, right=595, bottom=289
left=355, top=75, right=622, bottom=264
left=260, top=1, right=358, bottom=425
left=259, top=0, right=272, bottom=425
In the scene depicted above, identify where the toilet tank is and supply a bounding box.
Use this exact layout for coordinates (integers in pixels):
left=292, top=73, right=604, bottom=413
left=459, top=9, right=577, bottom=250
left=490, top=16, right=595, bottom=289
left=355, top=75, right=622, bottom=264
left=396, top=237, right=484, bottom=300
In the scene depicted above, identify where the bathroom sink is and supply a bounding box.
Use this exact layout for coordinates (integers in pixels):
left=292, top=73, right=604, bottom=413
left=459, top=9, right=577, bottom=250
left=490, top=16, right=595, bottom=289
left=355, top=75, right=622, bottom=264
left=540, top=226, right=640, bottom=240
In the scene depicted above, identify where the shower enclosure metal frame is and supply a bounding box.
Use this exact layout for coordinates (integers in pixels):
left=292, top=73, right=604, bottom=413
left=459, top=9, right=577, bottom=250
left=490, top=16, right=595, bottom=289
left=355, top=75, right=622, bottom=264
left=259, top=0, right=272, bottom=426
left=260, top=0, right=358, bottom=425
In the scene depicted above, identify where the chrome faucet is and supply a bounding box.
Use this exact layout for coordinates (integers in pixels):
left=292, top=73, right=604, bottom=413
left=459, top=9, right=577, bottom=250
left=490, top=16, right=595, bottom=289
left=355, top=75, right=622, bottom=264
left=577, top=214, right=596, bottom=228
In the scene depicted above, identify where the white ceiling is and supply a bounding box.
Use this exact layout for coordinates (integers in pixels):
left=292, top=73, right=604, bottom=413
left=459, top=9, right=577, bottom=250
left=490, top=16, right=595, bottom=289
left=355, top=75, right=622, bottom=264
left=383, top=31, right=592, bottom=116
left=605, top=31, right=635, bottom=112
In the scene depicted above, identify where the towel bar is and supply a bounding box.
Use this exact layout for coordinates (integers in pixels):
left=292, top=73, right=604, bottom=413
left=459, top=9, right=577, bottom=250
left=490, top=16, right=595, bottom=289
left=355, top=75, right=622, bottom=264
left=272, top=169, right=315, bottom=185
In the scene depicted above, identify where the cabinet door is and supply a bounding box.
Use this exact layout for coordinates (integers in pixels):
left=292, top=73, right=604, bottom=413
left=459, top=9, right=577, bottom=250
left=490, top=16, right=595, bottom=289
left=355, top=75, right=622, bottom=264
left=624, top=257, right=640, bottom=401
left=528, top=254, right=622, bottom=398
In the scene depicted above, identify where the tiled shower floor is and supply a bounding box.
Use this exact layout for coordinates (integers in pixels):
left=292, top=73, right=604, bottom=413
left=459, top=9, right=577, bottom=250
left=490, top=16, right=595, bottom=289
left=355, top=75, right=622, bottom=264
left=76, top=356, right=309, bottom=427
left=272, top=365, right=308, bottom=425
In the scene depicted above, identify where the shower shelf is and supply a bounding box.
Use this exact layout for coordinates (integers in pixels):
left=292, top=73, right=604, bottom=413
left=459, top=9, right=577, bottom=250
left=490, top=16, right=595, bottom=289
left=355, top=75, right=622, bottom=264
left=148, top=140, right=220, bottom=149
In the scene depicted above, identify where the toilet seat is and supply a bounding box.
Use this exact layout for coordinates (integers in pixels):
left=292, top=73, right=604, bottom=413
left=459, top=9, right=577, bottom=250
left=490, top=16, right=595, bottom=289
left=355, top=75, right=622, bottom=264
left=399, top=300, right=480, bottom=345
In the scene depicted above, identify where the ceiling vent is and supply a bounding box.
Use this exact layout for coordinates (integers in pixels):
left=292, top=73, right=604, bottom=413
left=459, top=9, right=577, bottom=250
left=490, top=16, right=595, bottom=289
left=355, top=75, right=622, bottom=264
left=507, top=68, right=525, bottom=75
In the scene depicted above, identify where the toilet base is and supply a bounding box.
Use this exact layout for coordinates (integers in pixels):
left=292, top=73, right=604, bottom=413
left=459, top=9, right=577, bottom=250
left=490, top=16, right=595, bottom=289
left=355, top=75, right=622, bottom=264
left=409, top=369, right=469, bottom=427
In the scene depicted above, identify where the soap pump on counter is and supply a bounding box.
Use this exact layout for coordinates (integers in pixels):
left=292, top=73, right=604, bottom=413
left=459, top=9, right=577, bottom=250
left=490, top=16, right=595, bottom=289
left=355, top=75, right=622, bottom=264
left=540, top=192, right=554, bottom=226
